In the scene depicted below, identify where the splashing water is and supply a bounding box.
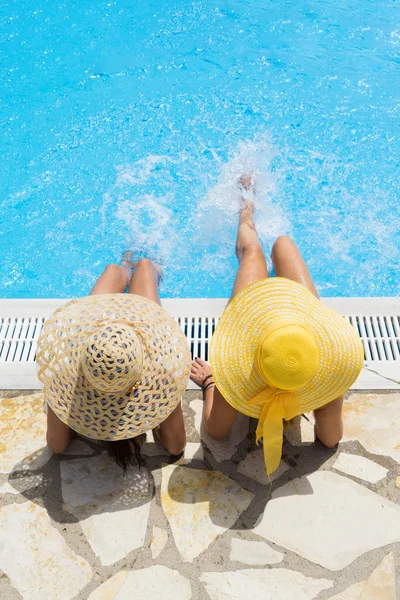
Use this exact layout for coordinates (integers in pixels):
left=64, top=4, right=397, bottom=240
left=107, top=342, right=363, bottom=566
left=100, top=138, right=289, bottom=296
left=100, top=154, right=179, bottom=269
left=190, top=138, right=290, bottom=284
left=116, top=193, right=175, bottom=266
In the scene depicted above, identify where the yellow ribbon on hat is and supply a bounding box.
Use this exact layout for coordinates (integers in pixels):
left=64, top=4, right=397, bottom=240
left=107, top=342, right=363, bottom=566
left=248, top=387, right=300, bottom=476
left=248, top=320, right=320, bottom=476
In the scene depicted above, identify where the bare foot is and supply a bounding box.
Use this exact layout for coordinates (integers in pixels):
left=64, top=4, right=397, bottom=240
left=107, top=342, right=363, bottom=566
left=238, top=173, right=255, bottom=215
left=120, top=252, right=163, bottom=281
left=120, top=251, right=135, bottom=270
left=239, top=173, right=254, bottom=192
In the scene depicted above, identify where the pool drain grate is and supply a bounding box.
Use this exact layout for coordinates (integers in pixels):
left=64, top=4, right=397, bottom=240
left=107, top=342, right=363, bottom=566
left=1, top=314, right=399, bottom=365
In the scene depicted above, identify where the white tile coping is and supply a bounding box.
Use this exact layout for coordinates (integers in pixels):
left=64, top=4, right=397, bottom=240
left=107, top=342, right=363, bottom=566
left=1, top=297, right=399, bottom=390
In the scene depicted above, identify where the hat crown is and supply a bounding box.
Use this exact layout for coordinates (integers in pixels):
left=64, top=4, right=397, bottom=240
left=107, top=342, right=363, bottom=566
left=257, top=321, right=319, bottom=391
left=81, top=324, right=143, bottom=394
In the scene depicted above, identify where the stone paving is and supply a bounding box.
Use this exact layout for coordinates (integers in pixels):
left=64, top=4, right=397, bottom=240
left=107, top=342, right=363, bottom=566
left=0, top=390, right=399, bottom=600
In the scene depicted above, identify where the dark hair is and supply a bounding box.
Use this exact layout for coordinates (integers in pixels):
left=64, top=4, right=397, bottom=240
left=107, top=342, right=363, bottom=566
left=102, top=433, right=146, bottom=472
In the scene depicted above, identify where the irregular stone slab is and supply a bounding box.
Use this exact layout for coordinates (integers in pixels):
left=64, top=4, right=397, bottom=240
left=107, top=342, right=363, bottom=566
left=185, top=442, right=204, bottom=460
left=328, top=581, right=366, bottom=600
left=328, top=552, right=396, bottom=600
left=200, top=568, right=332, bottom=600
left=332, top=453, right=388, bottom=484
left=230, top=538, right=283, bottom=565
left=190, top=399, right=204, bottom=435
left=0, top=394, right=52, bottom=473
left=150, top=525, right=168, bottom=559
left=88, top=566, right=192, bottom=600
left=284, top=414, right=315, bottom=446
left=88, top=571, right=128, bottom=600
left=191, top=400, right=249, bottom=462
left=0, top=482, right=19, bottom=495
left=0, top=474, right=43, bottom=495
left=14, top=446, right=53, bottom=472
left=342, top=394, right=400, bottom=463
left=253, top=471, right=400, bottom=571
left=161, top=465, right=253, bottom=562
left=238, top=447, right=289, bottom=485
left=360, top=552, right=396, bottom=600
left=61, top=454, right=152, bottom=566
left=62, top=439, right=95, bottom=456
left=0, top=501, right=92, bottom=599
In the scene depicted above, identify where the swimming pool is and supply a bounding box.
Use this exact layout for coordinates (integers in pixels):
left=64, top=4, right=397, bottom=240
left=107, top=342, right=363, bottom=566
left=1, top=0, right=399, bottom=299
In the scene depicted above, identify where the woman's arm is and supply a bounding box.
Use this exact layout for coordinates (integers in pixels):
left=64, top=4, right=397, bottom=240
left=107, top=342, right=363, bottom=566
left=155, top=403, right=186, bottom=455
left=314, top=395, right=344, bottom=448
left=190, top=358, right=237, bottom=439
left=46, top=406, right=73, bottom=453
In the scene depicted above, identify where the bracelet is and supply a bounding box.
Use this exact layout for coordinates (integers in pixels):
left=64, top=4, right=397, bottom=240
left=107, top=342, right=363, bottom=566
left=203, top=383, right=215, bottom=393
left=202, top=374, right=213, bottom=387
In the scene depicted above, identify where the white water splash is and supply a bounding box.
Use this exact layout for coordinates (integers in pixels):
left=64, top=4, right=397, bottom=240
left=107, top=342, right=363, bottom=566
left=190, top=138, right=290, bottom=279
left=115, top=193, right=175, bottom=265
left=102, top=138, right=289, bottom=293
left=100, top=155, right=177, bottom=265
left=115, top=155, right=170, bottom=186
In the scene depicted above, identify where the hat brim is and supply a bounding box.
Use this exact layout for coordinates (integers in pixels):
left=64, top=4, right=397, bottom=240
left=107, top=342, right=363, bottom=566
left=210, top=278, right=364, bottom=418
left=36, top=294, right=191, bottom=440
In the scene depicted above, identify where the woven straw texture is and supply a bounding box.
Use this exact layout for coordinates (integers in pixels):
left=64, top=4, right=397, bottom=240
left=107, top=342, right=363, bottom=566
left=210, top=277, right=364, bottom=418
left=36, top=294, right=191, bottom=440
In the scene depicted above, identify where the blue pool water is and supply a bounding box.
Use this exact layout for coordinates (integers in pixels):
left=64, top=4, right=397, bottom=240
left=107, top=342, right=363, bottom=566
left=1, top=0, right=399, bottom=299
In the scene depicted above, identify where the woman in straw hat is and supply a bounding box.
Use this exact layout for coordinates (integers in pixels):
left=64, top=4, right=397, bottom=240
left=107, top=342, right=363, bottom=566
left=190, top=175, right=364, bottom=476
left=37, top=257, right=191, bottom=470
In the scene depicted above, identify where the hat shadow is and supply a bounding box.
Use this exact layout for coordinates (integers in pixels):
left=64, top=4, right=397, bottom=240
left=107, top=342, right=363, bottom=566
left=4, top=413, right=336, bottom=550
left=166, top=415, right=336, bottom=531
left=6, top=438, right=156, bottom=528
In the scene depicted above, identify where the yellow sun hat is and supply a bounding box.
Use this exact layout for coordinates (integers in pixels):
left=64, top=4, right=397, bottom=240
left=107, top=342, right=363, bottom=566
left=209, top=278, right=364, bottom=476
left=36, top=294, right=191, bottom=440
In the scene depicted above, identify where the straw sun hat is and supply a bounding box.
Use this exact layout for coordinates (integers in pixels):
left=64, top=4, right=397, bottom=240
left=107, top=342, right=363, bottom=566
left=36, top=294, right=191, bottom=440
left=210, top=278, right=364, bottom=475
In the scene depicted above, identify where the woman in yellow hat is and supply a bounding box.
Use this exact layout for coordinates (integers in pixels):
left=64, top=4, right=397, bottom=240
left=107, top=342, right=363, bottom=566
left=190, top=175, right=364, bottom=476
left=38, top=256, right=191, bottom=470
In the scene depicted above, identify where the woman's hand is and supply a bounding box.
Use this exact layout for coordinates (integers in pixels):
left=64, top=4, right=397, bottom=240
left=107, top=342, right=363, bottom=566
left=190, top=358, right=213, bottom=388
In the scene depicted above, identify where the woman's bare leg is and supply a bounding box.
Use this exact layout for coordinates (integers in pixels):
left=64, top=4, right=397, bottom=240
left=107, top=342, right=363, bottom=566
left=202, top=175, right=269, bottom=440
left=90, top=263, right=131, bottom=295
left=230, top=175, right=269, bottom=300
left=127, top=258, right=161, bottom=304
left=271, top=235, right=343, bottom=447
left=271, top=235, right=319, bottom=298
left=128, top=258, right=186, bottom=454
